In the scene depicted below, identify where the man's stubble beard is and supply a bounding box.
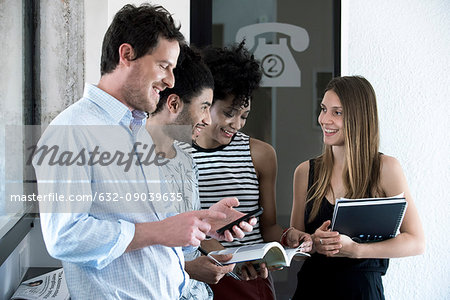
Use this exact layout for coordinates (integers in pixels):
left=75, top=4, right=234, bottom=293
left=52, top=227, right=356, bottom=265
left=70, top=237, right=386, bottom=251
left=165, top=105, right=194, bottom=143
left=122, top=75, right=158, bottom=113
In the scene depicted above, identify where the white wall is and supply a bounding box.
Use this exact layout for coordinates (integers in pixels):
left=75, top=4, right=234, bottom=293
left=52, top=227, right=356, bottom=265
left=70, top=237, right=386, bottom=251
left=85, top=0, right=190, bottom=84
left=342, top=1, right=450, bottom=299
left=84, top=0, right=108, bottom=86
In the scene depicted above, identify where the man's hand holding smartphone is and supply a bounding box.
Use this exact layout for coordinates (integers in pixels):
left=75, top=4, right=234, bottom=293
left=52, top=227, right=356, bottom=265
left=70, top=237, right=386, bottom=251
left=205, top=197, right=259, bottom=242
left=216, top=206, right=263, bottom=235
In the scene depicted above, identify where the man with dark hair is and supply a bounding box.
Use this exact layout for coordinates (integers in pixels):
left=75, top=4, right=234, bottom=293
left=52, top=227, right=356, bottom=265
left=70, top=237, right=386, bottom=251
left=148, top=44, right=238, bottom=299
left=33, top=5, right=253, bottom=299
left=191, top=42, right=312, bottom=300
left=151, top=43, right=213, bottom=131
left=99, top=3, right=184, bottom=113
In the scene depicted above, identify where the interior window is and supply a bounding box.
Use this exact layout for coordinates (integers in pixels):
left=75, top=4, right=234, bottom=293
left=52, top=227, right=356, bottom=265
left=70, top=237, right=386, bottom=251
left=0, top=0, right=32, bottom=238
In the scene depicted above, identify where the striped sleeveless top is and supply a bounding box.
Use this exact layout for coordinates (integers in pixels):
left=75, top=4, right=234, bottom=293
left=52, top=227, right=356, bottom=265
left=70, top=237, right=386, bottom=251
left=190, top=132, right=264, bottom=248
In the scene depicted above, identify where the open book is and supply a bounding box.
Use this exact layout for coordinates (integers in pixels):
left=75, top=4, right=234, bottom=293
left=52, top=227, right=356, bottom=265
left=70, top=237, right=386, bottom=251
left=208, top=241, right=310, bottom=269
left=331, top=193, right=407, bottom=243
left=11, top=268, right=70, bottom=300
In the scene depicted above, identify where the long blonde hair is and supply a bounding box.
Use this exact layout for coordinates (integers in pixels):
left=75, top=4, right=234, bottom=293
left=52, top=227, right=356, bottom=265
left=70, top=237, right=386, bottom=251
left=307, top=76, right=384, bottom=223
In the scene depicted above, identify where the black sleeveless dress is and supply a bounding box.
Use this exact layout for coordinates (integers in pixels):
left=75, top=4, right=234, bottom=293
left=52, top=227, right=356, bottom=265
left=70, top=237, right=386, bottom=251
left=292, top=159, right=388, bottom=300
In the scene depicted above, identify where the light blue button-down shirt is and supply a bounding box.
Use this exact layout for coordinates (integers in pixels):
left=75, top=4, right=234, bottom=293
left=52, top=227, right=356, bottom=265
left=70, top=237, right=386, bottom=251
left=34, top=84, right=188, bottom=299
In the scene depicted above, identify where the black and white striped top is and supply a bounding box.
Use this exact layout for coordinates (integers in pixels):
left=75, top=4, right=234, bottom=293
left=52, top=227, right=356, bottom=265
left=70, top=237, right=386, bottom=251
left=190, top=132, right=264, bottom=248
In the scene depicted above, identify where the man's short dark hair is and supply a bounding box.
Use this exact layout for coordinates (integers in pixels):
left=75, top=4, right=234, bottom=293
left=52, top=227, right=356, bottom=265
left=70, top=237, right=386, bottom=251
left=100, top=3, right=185, bottom=76
left=153, top=44, right=214, bottom=115
left=201, top=40, right=262, bottom=107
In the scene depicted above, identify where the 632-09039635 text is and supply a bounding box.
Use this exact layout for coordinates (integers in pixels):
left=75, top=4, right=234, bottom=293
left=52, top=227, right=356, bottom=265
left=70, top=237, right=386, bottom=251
left=9, top=192, right=184, bottom=202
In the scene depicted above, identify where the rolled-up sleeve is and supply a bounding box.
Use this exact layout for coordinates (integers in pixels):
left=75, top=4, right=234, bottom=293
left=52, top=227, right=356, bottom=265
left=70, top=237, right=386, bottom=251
left=40, top=213, right=135, bottom=269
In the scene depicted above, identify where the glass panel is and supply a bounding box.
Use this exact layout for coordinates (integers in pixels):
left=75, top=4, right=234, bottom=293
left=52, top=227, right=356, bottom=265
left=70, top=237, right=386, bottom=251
left=212, top=1, right=337, bottom=297
left=212, top=0, right=336, bottom=218
left=0, top=0, right=26, bottom=236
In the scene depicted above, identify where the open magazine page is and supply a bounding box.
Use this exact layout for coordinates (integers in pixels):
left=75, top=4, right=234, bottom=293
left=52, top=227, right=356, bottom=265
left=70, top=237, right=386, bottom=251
left=209, top=242, right=310, bottom=267
left=265, top=245, right=310, bottom=268
left=284, top=246, right=311, bottom=261
left=210, top=242, right=281, bottom=264
left=11, top=268, right=69, bottom=300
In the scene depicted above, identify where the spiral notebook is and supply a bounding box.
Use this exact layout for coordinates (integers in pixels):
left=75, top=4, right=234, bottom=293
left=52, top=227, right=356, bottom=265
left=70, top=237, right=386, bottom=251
left=331, top=193, right=407, bottom=243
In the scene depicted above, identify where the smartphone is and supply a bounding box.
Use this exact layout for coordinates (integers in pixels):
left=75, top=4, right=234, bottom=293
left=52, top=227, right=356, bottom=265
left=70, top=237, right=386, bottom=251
left=216, top=207, right=264, bottom=235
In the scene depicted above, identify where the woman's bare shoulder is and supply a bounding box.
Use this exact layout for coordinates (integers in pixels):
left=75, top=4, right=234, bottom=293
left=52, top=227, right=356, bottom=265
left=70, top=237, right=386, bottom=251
left=380, top=154, right=403, bottom=175
left=294, top=160, right=310, bottom=179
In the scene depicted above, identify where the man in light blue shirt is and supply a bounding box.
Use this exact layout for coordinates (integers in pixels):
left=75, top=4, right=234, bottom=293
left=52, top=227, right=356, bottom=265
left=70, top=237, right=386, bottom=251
left=33, top=4, right=253, bottom=299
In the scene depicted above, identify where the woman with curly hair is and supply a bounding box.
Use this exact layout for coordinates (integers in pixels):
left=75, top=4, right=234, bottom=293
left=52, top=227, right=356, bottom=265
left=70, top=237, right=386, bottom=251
left=190, top=41, right=311, bottom=300
left=289, top=76, right=425, bottom=299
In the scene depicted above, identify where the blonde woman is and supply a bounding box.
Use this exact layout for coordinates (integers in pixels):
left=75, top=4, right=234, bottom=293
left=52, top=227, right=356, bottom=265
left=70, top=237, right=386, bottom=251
left=288, top=76, right=425, bottom=299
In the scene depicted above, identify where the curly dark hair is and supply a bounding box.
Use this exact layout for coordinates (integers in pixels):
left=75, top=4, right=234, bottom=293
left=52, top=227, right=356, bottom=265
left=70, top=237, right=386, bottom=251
left=201, top=41, right=262, bottom=107
left=152, top=44, right=214, bottom=115
left=100, top=3, right=185, bottom=76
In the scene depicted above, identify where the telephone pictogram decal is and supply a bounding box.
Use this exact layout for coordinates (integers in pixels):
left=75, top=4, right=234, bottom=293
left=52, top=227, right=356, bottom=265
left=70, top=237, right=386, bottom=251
left=236, top=23, right=309, bottom=87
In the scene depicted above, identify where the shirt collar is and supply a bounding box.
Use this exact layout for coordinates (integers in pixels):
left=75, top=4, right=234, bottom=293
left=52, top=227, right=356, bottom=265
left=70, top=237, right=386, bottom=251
left=131, top=110, right=147, bottom=121
left=83, top=83, right=134, bottom=126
